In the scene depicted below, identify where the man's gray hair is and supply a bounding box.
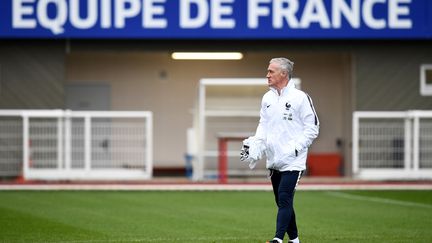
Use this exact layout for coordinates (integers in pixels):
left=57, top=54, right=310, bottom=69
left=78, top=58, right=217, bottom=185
left=270, top=57, right=294, bottom=79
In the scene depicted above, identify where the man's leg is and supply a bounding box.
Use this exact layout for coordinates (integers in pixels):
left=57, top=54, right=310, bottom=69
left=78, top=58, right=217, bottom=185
left=287, top=209, right=298, bottom=240
left=274, top=171, right=302, bottom=240
left=269, top=170, right=282, bottom=243
left=270, top=170, right=281, bottom=206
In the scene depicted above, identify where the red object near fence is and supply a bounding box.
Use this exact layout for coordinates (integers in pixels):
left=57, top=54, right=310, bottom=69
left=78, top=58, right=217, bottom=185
left=307, top=153, right=342, bottom=176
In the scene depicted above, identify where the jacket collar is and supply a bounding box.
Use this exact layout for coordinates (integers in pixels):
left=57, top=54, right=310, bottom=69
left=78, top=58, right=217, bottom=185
left=270, top=80, right=295, bottom=96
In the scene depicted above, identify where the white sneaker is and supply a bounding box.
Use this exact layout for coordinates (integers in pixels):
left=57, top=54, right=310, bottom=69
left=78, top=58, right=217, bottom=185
left=288, top=237, right=300, bottom=243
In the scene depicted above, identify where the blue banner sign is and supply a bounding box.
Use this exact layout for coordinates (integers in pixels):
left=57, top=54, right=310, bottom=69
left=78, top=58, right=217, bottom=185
left=1, top=0, right=431, bottom=39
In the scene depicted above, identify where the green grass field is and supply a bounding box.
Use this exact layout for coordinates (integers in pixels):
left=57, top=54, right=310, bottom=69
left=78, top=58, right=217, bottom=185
left=1, top=190, right=431, bottom=243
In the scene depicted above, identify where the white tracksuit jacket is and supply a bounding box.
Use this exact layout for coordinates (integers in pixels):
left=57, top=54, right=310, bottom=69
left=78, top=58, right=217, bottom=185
left=255, top=80, right=319, bottom=171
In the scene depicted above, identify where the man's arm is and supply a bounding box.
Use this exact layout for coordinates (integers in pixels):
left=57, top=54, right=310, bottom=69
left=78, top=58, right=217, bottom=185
left=255, top=99, right=268, bottom=140
left=293, top=94, right=320, bottom=153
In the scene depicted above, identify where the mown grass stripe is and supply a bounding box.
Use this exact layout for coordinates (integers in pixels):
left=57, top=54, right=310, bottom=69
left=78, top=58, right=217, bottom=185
left=326, top=191, right=432, bottom=209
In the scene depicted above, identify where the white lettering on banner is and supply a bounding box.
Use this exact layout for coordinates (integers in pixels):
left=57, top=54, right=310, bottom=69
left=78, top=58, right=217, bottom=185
left=180, top=0, right=234, bottom=29
left=101, top=0, right=112, bottom=28
left=248, top=0, right=271, bottom=28
left=70, top=0, right=98, bottom=29
left=363, top=0, right=386, bottom=29
left=115, top=0, right=140, bottom=28
left=211, top=0, right=235, bottom=28
left=332, top=0, right=360, bottom=28
left=273, top=0, right=299, bottom=29
left=180, top=0, right=208, bottom=28
left=143, top=0, right=167, bottom=28
left=10, top=0, right=414, bottom=35
left=300, top=0, right=331, bottom=28
left=389, top=0, right=412, bottom=28
left=13, top=0, right=37, bottom=29
left=37, top=0, right=67, bottom=34
left=248, top=0, right=412, bottom=30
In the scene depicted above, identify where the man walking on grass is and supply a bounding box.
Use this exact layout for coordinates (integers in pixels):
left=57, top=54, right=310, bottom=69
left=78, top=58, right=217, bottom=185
left=241, top=57, right=319, bottom=243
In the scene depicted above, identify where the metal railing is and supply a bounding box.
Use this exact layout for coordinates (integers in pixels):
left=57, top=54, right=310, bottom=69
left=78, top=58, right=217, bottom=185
left=353, top=110, right=432, bottom=180
left=0, top=110, right=153, bottom=181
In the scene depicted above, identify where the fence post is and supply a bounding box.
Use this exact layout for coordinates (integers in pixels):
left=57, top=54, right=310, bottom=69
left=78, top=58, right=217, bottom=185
left=22, top=114, right=29, bottom=180
left=404, top=114, right=412, bottom=171
left=84, top=115, right=91, bottom=173
left=64, top=110, right=72, bottom=172
left=146, top=112, right=153, bottom=178
left=57, top=117, right=63, bottom=170
left=352, top=112, right=359, bottom=175
left=412, top=112, right=420, bottom=172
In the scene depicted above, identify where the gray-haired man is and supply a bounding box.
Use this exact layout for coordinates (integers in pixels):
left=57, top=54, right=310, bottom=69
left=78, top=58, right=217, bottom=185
left=242, top=58, right=319, bottom=243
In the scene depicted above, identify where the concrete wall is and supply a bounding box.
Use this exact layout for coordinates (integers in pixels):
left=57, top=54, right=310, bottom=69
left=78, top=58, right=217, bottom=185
left=0, top=41, right=65, bottom=109
left=355, top=42, right=432, bottom=110
left=66, top=49, right=350, bottom=168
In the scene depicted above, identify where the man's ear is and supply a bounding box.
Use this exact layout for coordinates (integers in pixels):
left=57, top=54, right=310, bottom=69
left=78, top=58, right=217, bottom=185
left=282, top=70, right=289, bottom=79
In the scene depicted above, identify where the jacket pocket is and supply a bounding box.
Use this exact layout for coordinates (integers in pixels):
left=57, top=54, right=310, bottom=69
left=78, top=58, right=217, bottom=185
left=278, top=132, right=296, bottom=159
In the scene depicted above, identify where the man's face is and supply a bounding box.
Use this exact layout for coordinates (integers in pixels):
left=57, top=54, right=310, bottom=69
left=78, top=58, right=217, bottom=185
left=266, top=62, right=287, bottom=88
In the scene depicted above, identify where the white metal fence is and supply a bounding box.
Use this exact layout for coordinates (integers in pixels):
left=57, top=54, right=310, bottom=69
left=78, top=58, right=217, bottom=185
left=0, top=113, right=22, bottom=176
left=353, top=110, right=432, bottom=180
left=0, top=110, right=153, bottom=181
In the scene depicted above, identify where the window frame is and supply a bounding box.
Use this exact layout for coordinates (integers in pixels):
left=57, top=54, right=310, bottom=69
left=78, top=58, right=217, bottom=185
left=420, top=64, right=432, bottom=96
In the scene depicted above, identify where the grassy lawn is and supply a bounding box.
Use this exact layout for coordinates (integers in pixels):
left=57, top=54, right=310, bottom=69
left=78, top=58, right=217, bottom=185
left=0, top=190, right=431, bottom=242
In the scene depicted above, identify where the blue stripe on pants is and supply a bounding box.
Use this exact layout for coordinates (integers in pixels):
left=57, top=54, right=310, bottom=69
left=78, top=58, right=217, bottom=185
left=271, top=170, right=302, bottom=240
